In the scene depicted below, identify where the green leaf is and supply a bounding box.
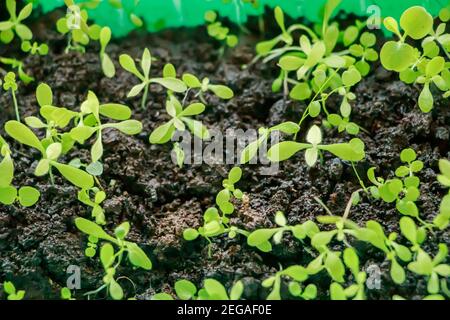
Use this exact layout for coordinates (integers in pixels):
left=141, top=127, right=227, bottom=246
left=289, top=82, right=311, bottom=101
left=268, top=142, right=311, bottom=162
left=183, top=228, right=199, bottom=241
left=179, top=103, right=205, bottom=117
left=150, top=121, right=175, bottom=144
left=319, top=138, right=365, bottom=162
left=311, top=231, right=336, bottom=249
left=400, top=148, right=416, bottom=163
left=52, top=162, right=94, bottom=189
left=151, top=77, right=187, bottom=93
left=101, top=54, right=116, bottom=78
left=5, top=121, right=45, bottom=155
left=18, top=186, right=40, bottom=207
left=330, top=283, right=346, bottom=300
left=109, top=279, right=124, bottom=300
left=282, top=265, right=308, bottom=282
left=279, top=56, right=303, bottom=71
left=99, top=104, right=132, bottom=121
left=228, top=167, right=242, bottom=184
left=119, top=54, right=142, bottom=78
left=0, top=186, right=17, bottom=205
left=325, top=252, right=345, bottom=283
left=75, top=217, right=115, bottom=241
left=36, top=83, right=53, bottom=107
left=208, top=85, right=234, bottom=99
left=175, top=280, right=197, bottom=300
left=100, top=243, right=114, bottom=268
left=418, top=83, right=433, bottom=112
left=380, top=41, right=415, bottom=72
left=230, top=281, right=244, bottom=300
left=343, top=248, right=359, bottom=276
left=127, top=242, right=152, bottom=270
left=109, top=120, right=143, bottom=135
left=400, top=6, right=433, bottom=40
left=141, top=48, right=152, bottom=78
left=408, top=250, right=434, bottom=275
left=247, top=229, right=278, bottom=247
left=163, top=63, right=177, bottom=78
left=0, top=153, right=14, bottom=188
left=182, top=73, right=202, bottom=88
left=203, top=279, right=229, bottom=300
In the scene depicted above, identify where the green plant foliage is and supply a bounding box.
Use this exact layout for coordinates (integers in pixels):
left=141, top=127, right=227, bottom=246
left=267, top=125, right=365, bottom=166
left=263, top=265, right=316, bottom=300
left=99, top=27, right=116, bottom=78
left=0, top=0, right=33, bottom=44
left=0, top=57, right=34, bottom=84
left=367, top=148, right=428, bottom=224
left=21, top=41, right=49, bottom=56
left=75, top=217, right=152, bottom=300
left=120, top=48, right=187, bottom=109
left=204, top=10, right=238, bottom=48
left=56, top=0, right=102, bottom=53
left=152, top=279, right=244, bottom=300
left=182, top=72, right=234, bottom=103
left=434, top=159, right=450, bottom=229
left=2, top=281, right=25, bottom=300
left=3, top=72, right=20, bottom=122
left=380, top=6, right=450, bottom=112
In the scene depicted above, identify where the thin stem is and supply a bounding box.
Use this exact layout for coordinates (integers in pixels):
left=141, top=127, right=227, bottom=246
left=49, top=167, right=55, bottom=186
left=141, top=84, right=149, bottom=110
left=11, top=90, right=20, bottom=122
left=352, top=162, right=368, bottom=193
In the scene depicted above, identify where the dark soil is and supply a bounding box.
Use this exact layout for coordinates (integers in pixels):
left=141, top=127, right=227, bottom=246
left=0, top=10, right=449, bottom=300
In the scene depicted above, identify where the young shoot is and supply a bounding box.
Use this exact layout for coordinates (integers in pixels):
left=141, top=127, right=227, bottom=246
left=434, top=159, right=450, bottom=229
left=119, top=48, right=187, bottom=109
left=21, top=41, right=49, bottom=56
left=99, top=27, right=116, bottom=78
left=0, top=0, right=33, bottom=44
left=2, top=281, right=25, bottom=300
left=182, top=73, right=234, bottom=104
left=75, top=218, right=152, bottom=300
left=0, top=57, right=34, bottom=84
left=204, top=11, right=238, bottom=49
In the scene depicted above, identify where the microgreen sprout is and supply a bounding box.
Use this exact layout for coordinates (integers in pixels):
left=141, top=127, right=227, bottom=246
left=21, top=41, right=49, bottom=56
left=267, top=125, right=366, bottom=166
left=0, top=57, right=34, bottom=84
left=119, top=48, right=187, bottom=109
left=77, top=188, right=107, bottom=225
left=182, top=73, right=234, bottom=104
left=204, top=11, right=238, bottom=49
left=99, top=27, right=116, bottom=78
left=0, top=136, right=40, bottom=207
left=263, top=265, right=317, bottom=300
left=3, top=72, right=20, bottom=122
left=2, top=281, right=25, bottom=300
left=0, top=0, right=33, bottom=44
left=75, top=217, right=152, bottom=300
left=57, top=0, right=102, bottom=53
left=329, top=247, right=367, bottom=300
left=380, top=6, right=450, bottom=112
left=153, top=279, right=244, bottom=300
left=61, top=287, right=74, bottom=300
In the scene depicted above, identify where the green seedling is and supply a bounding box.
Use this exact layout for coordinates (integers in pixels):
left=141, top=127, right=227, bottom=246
left=204, top=11, right=238, bottom=49
left=99, top=27, right=116, bottom=78
left=182, top=73, right=234, bottom=104
left=0, top=136, right=40, bottom=207
left=77, top=188, right=107, bottom=225
left=267, top=125, right=366, bottom=166
left=380, top=6, right=450, bottom=112
left=70, top=91, right=143, bottom=164
left=21, top=41, right=49, bottom=56
left=75, top=217, right=152, bottom=300
left=354, top=220, right=412, bottom=285
left=5, top=120, right=94, bottom=189
left=3, top=281, right=25, bottom=300
left=407, top=243, right=450, bottom=295
left=0, top=57, right=34, bottom=84
left=0, top=0, right=33, bottom=44
left=3, top=72, right=20, bottom=122
left=247, top=211, right=320, bottom=252
left=434, top=159, right=450, bottom=229
left=329, top=247, right=367, bottom=300
left=240, top=122, right=300, bottom=164
left=262, top=265, right=317, bottom=300
left=216, top=167, right=243, bottom=215
left=393, top=294, right=446, bottom=300
left=152, top=279, right=244, bottom=300
left=367, top=148, right=430, bottom=226
left=119, top=48, right=187, bottom=109
left=150, top=95, right=208, bottom=165
left=56, top=0, right=102, bottom=53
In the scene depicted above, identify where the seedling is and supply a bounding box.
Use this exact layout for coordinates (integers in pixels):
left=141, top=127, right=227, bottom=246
left=3, top=72, right=20, bottom=122
left=367, top=148, right=431, bottom=227
left=182, top=73, right=234, bottom=104
left=329, top=248, right=367, bottom=300
left=5, top=120, right=95, bottom=189
left=247, top=211, right=320, bottom=252
left=407, top=243, right=450, bottom=295
left=152, top=279, right=244, bottom=300
left=99, top=27, right=116, bottom=78
left=267, top=125, right=366, bottom=166
left=56, top=0, right=102, bottom=53
left=262, top=265, right=316, bottom=300
left=240, top=122, right=300, bottom=164
left=119, top=48, right=187, bottom=109
left=204, top=11, right=238, bottom=49
left=77, top=188, right=107, bottom=225
left=61, top=287, right=74, bottom=300
left=69, top=91, right=143, bottom=164
left=434, top=159, right=450, bottom=229
left=380, top=6, right=450, bottom=112
left=0, top=0, right=33, bottom=44
left=0, top=57, right=34, bottom=84
left=0, top=136, right=40, bottom=207
left=75, top=218, right=152, bottom=300
left=21, top=41, right=49, bottom=56
left=354, top=220, right=412, bottom=284
left=3, top=281, right=25, bottom=300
